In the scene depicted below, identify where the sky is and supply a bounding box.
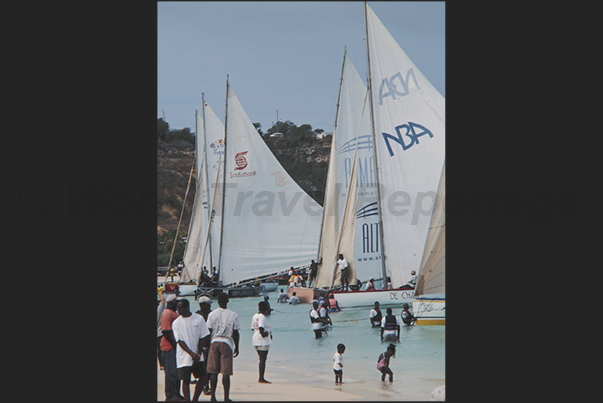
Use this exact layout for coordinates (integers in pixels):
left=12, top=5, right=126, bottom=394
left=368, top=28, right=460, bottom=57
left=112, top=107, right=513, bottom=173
left=157, top=1, right=445, bottom=133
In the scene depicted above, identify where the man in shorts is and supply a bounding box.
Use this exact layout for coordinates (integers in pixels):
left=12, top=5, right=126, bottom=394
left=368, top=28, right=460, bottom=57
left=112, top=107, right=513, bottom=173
left=206, top=293, right=240, bottom=402
left=337, top=253, right=350, bottom=291
left=172, top=298, right=210, bottom=401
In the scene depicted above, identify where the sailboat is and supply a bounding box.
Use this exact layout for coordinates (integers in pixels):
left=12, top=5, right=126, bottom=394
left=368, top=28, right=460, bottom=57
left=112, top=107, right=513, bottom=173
left=312, top=3, right=445, bottom=309
left=412, top=162, right=445, bottom=325
left=174, top=95, right=249, bottom=297
left=174, top=78, right=324, bottom=298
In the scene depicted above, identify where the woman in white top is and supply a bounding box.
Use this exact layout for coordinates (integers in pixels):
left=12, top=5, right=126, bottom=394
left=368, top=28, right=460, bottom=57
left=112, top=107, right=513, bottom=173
left=251, top=301, right=272, bottom=383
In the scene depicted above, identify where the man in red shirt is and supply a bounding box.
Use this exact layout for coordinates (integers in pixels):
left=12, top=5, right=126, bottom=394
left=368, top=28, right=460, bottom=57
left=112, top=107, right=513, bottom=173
left=161, top=294, right=182, bottom=401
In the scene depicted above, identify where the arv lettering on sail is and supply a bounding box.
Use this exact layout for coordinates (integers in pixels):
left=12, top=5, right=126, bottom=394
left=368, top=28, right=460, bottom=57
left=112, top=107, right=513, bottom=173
left=382, top=122, right=434, bottom=156
left=378, top=68, right=419, bottom=105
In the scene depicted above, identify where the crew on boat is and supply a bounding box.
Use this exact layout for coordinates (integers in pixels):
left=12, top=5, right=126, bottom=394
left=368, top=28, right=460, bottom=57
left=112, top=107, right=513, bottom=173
left=350, top=278, right=362, bottom=291
left=365, top=277, right=376, bottom=291
left=211, top=267, right=218, bottom=285
left=336, top=253, right=350, bottom=291
left=406, top=270, right=417, bottom=289
left=199, top=267, right=213, bottom=287
left=289, top=270, right=303, bottom=288
left=308, top=259, right=319, bottom=288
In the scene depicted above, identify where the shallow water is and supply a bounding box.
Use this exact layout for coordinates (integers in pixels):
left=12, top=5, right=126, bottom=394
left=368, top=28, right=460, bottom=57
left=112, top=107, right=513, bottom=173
left=179, top=288, right=444, bottom=400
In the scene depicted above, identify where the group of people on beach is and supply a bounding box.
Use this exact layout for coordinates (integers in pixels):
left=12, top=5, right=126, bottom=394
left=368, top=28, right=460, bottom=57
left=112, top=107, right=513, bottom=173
left=158, top=287, right=277, bottom=402
left=157, top=272, right=414, bottom=401
left=158, top=288, right=247, bottom=401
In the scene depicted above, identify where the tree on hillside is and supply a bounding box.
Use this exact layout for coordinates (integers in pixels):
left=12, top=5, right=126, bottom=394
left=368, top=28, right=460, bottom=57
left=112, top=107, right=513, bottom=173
left=158, top=118, right=169, bottom=140
left=266, top=120, right=296, bottom=137
left=253, top=122, right=264, bottom=136
left=167, top=127, right=195, bottom=144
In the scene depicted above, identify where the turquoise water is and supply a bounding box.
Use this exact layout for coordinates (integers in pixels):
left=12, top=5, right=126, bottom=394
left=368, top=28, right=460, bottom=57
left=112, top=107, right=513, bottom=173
left=179, top=288, right=444, bottom=400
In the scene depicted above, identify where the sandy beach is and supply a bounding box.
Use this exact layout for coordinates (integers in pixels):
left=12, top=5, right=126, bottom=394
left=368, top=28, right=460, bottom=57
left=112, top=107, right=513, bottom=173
left=157, top=360, right=367, bottom=401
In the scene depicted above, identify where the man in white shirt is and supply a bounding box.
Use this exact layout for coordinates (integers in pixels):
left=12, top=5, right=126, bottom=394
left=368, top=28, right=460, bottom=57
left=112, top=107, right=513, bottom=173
left=172, top=298, right=211, bottom=401
left=408, top=270, right=417, bottom=288
left=277, top=289, right=289, bottom=303
left=336, top=253, right=350, bottom=291
left=310, top=300, right=330, bottom=339
left=369, top=301, right=382, bottom=328
left=206, top=293, right=240, bottom=402
left=381, top=307, right=401, bottom=342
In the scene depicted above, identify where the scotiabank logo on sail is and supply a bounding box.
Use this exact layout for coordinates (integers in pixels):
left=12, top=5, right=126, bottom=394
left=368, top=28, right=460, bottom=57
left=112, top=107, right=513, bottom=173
left=230, top=151, right=257, bottom=178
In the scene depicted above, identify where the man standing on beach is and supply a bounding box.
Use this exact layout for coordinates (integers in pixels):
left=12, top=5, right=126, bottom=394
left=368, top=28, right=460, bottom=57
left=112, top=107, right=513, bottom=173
left=206, top=293, right=240, bottom=402
left=157, top=288, right=166, bottom=370
left=160, top=295, right=183, bottom=401
left=173, top=298, right=211, bottom=401
left=196, top=296, right=213, bottom=396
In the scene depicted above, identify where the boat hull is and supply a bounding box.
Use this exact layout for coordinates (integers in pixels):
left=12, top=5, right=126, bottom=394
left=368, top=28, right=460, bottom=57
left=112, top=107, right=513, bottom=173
left=329, top=288, right=415, bottom=308
left=198, top=286, right=262, bottom=298
left=260, top=281, right=279, bottom=293
left=412, top=296, right=445, bottom=325
left=159, top=281, right=262, bottom=299
left=287, top=286, right=329, bottom=303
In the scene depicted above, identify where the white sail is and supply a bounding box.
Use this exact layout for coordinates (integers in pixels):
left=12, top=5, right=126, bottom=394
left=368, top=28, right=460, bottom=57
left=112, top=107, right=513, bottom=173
left=415, top=162, right=445, bottom=297
left=219, top=82, right=323, bottom=285
left=366, top=3, right=445, bottom=288
left=315, top=50, right=382, bottom=288
left=200, top=101, right=225, bottom=272
left=335, top=51, right=382, bottom=285
left=315, top=102, right=340, bottom=288
left=334, top=127, right=361, bottom=288
left=182, top=101, right=225, bottom=282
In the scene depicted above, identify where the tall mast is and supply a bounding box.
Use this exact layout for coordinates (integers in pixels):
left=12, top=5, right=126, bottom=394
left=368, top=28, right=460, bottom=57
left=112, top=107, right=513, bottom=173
left=364, top=2, right=388, bottom=286
left=317, top=47, right=347, bottom=261
left=217, top=75, right=229, bottom=284
left=201, top=93, right=213, bottom=270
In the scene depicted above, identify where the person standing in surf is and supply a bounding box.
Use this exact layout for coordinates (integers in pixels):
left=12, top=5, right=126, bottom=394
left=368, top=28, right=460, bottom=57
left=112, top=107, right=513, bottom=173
left=377, top=344, right=396, bottom=382
left=333, top=343, right=346, bottom=385
left=251, top=301, right=273, bottom=384
left=309, top=300, right=330, bottom=339
left=380, top=307, right=401, bottom=342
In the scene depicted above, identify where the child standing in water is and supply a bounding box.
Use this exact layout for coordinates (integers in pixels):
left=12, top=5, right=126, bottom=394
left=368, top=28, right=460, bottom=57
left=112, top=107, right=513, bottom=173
left=332, top=343, right=346, bottom=385
left=377, top=343, right=396, bottom=382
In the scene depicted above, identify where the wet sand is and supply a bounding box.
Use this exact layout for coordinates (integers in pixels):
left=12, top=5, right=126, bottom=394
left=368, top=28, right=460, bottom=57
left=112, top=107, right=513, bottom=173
left=157, top=360, right=366, bottom=401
